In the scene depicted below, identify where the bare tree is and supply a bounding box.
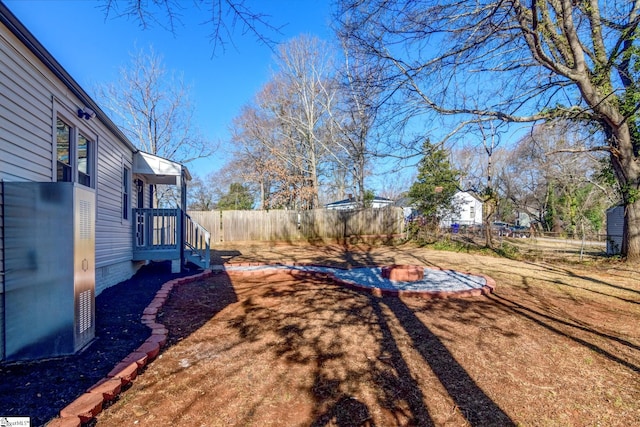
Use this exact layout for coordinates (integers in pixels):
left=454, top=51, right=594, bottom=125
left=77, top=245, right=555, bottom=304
left=95, top=46, right=214, bottom=205
left=321, top=32, right=385, bottom=206
left=377, top=172, right=412, bottom=202
left=101, top=0, right=282, bottom=54
left=338, top=1, right=640, bottom=260
left=229, top=101, right=303, bottom=210
left=273, top=35, right=338, bottom=208
left=451, top=124, right=511, bottom=247
left=505, top=122, right=616, bottom=234
left=96, top=46, right=212, bottom=163
left=228, top=36, right=339, bottom=210
left=187, top=174, right=216, bottom=210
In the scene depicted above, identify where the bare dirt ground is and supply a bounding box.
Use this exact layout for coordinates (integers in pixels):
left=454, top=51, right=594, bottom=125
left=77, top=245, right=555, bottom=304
left=93, top=242, right=639, bottom=426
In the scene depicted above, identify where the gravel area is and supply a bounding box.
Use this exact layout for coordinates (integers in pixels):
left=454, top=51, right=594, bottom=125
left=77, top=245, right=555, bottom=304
left=223, top=264, right=488, bottom=293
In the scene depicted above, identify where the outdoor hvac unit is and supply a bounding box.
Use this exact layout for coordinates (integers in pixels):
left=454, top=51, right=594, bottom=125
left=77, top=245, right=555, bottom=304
left=3, top=182, right=95, bottom=361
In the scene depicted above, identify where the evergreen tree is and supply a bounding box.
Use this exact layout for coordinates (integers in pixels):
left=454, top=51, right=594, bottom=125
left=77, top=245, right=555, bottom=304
left=363, top=189, right=375, bottom=208
left=408, top=141, right=460, bottom=226
left=217, top=183, right=254, bottom=210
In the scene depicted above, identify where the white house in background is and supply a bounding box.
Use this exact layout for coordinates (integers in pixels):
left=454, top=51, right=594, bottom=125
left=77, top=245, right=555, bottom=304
left=440, top=191, right=483, bottom=227
left=325, top=195, right=394, bottom=210
left=0, top=2, right=209, bottom=362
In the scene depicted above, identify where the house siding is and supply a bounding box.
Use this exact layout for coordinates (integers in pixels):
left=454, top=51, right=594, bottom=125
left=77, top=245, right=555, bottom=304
left=96, top=260, right=146, bottom=295
left=1, top=26, right=57, bottom=355
left=95, top=142, right=135, bottom=270
left=0, top=183, right=3, bottom=359
left=1, top=28, right=54, bottom=182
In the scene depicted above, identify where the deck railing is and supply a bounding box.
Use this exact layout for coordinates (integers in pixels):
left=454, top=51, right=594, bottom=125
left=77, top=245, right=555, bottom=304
left=132, top=208, right=181, bottom=261
left=132, top=208, right=210, bottom=269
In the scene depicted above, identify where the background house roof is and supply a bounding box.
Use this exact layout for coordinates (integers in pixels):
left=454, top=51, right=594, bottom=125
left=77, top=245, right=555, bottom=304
left=325, top=196, right=393, bottom=209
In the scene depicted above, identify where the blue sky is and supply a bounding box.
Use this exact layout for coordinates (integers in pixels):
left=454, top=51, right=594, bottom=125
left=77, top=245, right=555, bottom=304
left=4, top=0, right=334, bottom=179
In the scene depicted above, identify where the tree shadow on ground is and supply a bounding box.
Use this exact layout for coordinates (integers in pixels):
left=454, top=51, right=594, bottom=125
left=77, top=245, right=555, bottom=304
left=158, top=271, right=238, bottom=346
left=367, top=297, right=435, bottom=426
left=210, top=249, right=242, bottom=265
left=197, top=242, right=639, bottom=425
left=229, top=273, right=436, bottom=425
left=379, top=296, right=515, bottom=426
left=217, top=267, right=513, bottom=426
left=311, top=395, right=376, bottom=427
left=222, top=243, right=513, bottom=425
left=522, top=260, right=640, bottom=297
left=487, top=293, right=640, bottom=373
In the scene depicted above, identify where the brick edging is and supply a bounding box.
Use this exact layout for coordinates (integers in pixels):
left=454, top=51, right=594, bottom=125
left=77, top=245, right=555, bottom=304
left=46, top=270, right=215, bottom=427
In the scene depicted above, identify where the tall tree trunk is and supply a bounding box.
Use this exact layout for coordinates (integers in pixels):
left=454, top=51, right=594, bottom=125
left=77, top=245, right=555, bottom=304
left=483, top=195, right=495, bottom=248
left=609, top=123, right=640, bottom=261
left=483, top=148, right=495, bottom=247
left=623, top=197, right=640, bottom=261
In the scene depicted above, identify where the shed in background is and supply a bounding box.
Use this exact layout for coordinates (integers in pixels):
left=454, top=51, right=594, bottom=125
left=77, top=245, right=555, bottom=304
left=606, top=205, right=624, bottom=255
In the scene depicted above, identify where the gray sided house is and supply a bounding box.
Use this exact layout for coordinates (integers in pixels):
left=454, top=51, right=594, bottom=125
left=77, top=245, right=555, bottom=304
left=0, top=3, right=209, bottom=361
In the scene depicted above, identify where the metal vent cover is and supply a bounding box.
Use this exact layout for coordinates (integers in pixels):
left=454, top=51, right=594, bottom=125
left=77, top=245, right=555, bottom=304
left=79, top=199, right=91, bottom=240
left=78, top=289, right=93, bottom=335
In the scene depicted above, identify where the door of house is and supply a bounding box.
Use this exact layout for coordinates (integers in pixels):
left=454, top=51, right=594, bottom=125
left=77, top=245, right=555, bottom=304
left=135, top=179, right=145, bottom=247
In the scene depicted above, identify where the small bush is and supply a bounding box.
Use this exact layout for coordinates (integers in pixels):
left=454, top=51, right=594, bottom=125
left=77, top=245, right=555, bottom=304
left=493, top=242, right=520, bottom=259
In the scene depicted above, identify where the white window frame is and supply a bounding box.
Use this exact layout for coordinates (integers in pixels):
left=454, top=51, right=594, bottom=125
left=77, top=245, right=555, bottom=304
left=53, top=100, right=97, bottom=189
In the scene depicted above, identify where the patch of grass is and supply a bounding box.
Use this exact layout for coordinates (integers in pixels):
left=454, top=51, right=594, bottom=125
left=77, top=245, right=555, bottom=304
left=430, top=239, right=471, bottom=252
left=493, top=242, right=521, bottom=259
left=408, top=234, right=615, bottom=265
left=413, top=237, right=527, bottom=261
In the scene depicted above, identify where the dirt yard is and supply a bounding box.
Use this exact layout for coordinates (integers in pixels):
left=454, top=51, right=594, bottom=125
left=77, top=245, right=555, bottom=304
left=93, top=242, right=639, bottom=426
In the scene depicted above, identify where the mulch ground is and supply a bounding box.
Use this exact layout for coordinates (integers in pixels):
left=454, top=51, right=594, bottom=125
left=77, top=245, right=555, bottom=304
left=0, top=261, right=195, bottom=427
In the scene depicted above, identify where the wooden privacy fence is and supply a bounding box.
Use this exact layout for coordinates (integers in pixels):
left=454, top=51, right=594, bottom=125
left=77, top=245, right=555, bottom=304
left=187, top=207, right=406, bottom=243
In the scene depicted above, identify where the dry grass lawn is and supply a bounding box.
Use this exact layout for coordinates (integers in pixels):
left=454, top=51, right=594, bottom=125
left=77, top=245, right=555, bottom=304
left=94, top=242, right=639, bottom=426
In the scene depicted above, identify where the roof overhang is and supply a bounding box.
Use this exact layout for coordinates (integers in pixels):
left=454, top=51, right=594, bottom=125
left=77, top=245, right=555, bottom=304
left=133, top=151, right=191, bottom=185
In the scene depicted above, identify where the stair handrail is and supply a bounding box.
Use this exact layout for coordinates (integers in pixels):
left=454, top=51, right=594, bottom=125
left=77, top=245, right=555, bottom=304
left=185, top=212, right=211, bottom=269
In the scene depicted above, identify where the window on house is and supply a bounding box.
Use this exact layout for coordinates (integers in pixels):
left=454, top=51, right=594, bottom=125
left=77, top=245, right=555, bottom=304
left=77, top=133, right=91, bottom=187
left=469, top=205, right=475, bottom=219
left=123, top=167, right=130, bottom=220
left=56, top=119, right=72, bottom=182
left=56, top=117, right=94, bottom=187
